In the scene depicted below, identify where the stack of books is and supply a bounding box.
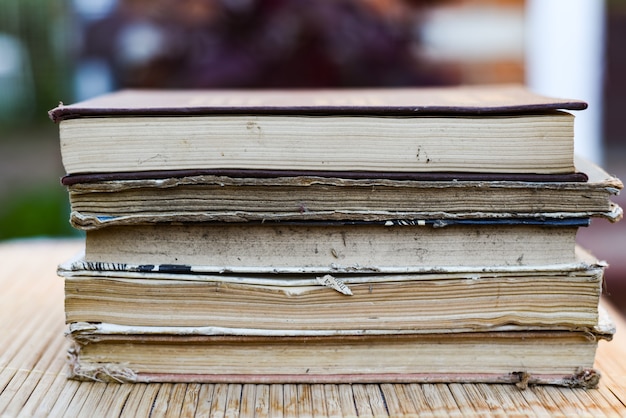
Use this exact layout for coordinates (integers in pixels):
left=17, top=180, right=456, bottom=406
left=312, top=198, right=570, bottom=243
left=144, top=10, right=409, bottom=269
left=51, top=85, right=622, bottom=387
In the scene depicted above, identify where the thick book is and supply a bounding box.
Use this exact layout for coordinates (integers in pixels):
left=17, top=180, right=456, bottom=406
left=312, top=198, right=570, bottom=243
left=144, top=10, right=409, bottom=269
left=77, top=220, right=588, bottom=273
left=65, top=310, right=613, bottom=386
left=59, top=247, right=604, bottom=332
left=65, top=156, right=622, bottom=230
left=49, top=85, right=587, bottom=176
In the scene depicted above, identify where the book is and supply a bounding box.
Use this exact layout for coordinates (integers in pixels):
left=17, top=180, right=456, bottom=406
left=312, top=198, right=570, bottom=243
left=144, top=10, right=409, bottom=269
left=49, top=85, right=587, bottom=176
left=59, top=247, right=604, bottom=333
left=65, top=309, right=614, bottom=386
left=78, top=220, right=588, bottom=273
left=50, top=84, right=621, bottom=389
left=64, top=156, right=622, bottom=230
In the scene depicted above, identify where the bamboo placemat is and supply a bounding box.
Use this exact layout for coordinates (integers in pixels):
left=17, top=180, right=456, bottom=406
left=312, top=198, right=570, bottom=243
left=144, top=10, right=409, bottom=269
left=1, top=239, right=625, bottom=417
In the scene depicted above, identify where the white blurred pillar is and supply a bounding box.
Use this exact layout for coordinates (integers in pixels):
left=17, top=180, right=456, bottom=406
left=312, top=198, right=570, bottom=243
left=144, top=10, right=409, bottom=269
left=525, top=0, right=605, bottom=164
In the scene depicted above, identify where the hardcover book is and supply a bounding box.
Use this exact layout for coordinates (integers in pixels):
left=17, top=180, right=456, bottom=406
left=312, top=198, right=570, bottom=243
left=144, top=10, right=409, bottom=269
left=59, top=246, right=605, bottom=333
left=66, top=310, right=614, bottom=386
left=49, top=85, right=587, bottom=176
left=79, top=220, right=587, bottom=272
left=64, top=156, right=622, bottom=230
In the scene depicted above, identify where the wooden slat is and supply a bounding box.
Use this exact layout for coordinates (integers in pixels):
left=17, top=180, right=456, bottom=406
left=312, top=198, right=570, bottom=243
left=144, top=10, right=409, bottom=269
left=26, top=370, right=75, bottom=417
left=118, top=383, right=148, bottom=418
left=253, top=384, right=270, bottom=418
left=65, top=381, right=105, bottom=417
left=545, top=386, right=598, bottom=418
left=309, top=384, right=327, bottom=417
left=1, top=325, right=67, bottom=416
left=580, top=385, right=624, bottom=417
left=322, top=384, right=343, bottom=417
left=404, top=384, right=435, bottom=417
left=529, top=385, right=570, bottom=417
left=128, top=383, right=161, bottom=418
left=479, top=384, right=529, bottom=417
left=514, top=383, right=554, bottom=417
left=180, top=383, right=201, bottom=418
left=15, top=364, right=66, bottom=417
left=351, top=384, right=373, bottom=417
left=150, top=382, right=174, bottom=417
left=366, top=384, right=388, bottom=417
left=209, top=383, right=230, bottom=417
left=337, top=384, right=358, bottom=417
left=421, top=383, right=462, bottom=417
left=224, top=383, right=243, bottom=417
left=81, top=383, right=116, bottom=417
left=45, top=379, right=81, bottom=418
left=239, top=384, right=257, bottom=418
left=100, top=384, right=134, bottom=418
left=595, top=349, right=626, bottom=407
left=282, top=384, right=298, bottom=417
left=0, top=295, right=62, bottom=393
left=164, top=383, right=189, bottom=417
left=268, top=384, right=284, bottom=418
left=193, top=384, right=216, bottom=417
left=380, top=383, right=411, bottom=416
left=447, top=384, right=490, bottom=418
left=296, top=384, right=314, bottom=417
left=490, top=384, right=535, bottom=416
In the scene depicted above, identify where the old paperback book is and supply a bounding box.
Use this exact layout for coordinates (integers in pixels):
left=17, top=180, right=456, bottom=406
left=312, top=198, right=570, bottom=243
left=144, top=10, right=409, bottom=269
left=49, top=85, right=586, bottom=176
left=79, top=220, right=587, bottom=272
left=59, top=246, right=604, bottom=333
left=64, top=156, right=623, bottom=230
left=65, top=308, right=614, bottom=386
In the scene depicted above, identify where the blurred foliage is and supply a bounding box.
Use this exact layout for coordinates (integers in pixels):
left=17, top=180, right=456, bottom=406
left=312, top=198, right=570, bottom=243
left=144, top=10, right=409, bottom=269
left=0, top=182, right=77, bottom=240
left=0, top=0, right=73, bottom=240
left=0, top=0, right=73, bottom=128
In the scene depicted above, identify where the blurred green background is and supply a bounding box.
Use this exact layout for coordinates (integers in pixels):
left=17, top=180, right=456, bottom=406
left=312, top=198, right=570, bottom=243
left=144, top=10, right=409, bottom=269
left=0, top=1, right=76, bottom=240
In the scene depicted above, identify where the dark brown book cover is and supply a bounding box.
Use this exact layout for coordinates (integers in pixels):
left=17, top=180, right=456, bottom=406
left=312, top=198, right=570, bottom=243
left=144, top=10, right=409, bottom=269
left=49, top=84, right=587, bottom=122
left=61, top=168, right=589, bottom=185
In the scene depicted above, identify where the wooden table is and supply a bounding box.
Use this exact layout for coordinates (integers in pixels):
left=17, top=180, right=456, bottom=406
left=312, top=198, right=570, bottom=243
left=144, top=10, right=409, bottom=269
left=1, top=239, right=625, bottom=417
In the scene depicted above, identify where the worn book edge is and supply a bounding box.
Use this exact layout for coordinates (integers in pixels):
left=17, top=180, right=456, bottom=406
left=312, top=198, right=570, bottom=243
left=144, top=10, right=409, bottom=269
left=49, top=84, right=588, bottom=123
left=61, top=170, right=591, bottom=185
left=68, top=206, right=621, bottom=230
left=65, top=308, right=613, bottom=388
left=61, top=156, right=619, bottom=186
left=58, top=244, right=605, bottom=277
left=62, top=155, right=623, bottom=229
left=65, top=362, right=603, bottom=389
left=65, top=298, right=616, bottom=338
left=66, top=308, right=614, bottom=338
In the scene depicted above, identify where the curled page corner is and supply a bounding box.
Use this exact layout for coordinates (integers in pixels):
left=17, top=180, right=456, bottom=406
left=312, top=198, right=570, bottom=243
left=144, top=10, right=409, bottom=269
left=316, top=274, right=353, bottom=296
